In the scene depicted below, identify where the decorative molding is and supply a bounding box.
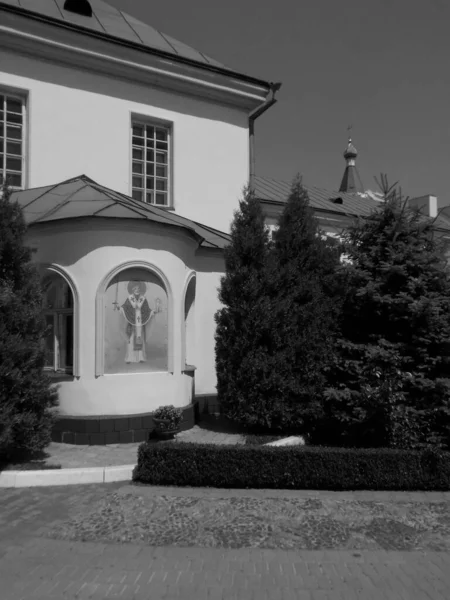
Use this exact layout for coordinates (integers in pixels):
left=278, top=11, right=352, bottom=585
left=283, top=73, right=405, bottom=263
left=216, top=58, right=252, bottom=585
left=40, top=263, right=81, bottom=378
left=0, top=13, right=269, bottom=111
left=95, top=260, right=174, bottom=377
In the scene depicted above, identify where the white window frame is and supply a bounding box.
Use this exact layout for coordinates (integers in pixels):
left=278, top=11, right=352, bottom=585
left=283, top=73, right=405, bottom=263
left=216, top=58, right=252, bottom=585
left=130, top=114, right=173, bottom=208
left=0, top=88, right=27, bottom=190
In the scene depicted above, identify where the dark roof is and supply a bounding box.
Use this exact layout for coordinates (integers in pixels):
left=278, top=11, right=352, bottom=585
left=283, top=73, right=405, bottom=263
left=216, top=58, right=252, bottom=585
left=12, top=175, right=230, bottom=249
left=254, top=175, right=380, bottom=217
left=339, top=165, right=364, bottom=194
left=254, top=175, right=450, bottom=233
left=0, top=0, right=253, bottom=77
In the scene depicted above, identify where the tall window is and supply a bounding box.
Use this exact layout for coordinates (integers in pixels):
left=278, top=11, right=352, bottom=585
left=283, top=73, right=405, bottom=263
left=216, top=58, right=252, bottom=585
left=131, top=120, right=170, bottom=207
left=43, top=275, right=74, bottom=373
left=0, top=92, right=25, bottom=188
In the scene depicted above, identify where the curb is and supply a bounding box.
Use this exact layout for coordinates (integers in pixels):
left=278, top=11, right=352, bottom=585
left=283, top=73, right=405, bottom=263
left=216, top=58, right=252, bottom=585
left=0, top=464, right=135, bottom=488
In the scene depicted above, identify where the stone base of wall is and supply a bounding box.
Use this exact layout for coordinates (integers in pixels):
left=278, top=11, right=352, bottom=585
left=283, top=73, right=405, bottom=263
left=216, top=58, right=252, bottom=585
left=51, top=394, right=220, bottom=445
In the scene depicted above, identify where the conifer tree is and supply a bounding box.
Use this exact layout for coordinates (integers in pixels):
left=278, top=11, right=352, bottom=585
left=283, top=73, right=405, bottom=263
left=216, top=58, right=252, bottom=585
left=215, top=187, right=283, bottom=430
left=0, top=184, right=58, bottom=462
left=270, top=176, right=343, bottom=433
left=324, top=177, right=450, bottom=448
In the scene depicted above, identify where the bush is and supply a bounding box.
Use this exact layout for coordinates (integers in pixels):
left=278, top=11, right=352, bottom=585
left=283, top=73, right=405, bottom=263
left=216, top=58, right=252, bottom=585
left=133, top=441, right=450, bottom=491
left=152, top=405, right=182, bottom=431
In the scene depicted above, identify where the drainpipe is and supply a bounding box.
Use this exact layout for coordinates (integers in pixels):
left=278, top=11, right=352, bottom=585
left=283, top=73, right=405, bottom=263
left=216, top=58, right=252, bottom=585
left=249, top=81, right=282, bottom=192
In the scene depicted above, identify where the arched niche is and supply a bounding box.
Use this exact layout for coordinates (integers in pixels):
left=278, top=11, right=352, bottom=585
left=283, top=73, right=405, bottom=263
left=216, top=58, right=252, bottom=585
left=96, top=262, right=172, bottom=376
left=183, top=273, right=196, bottom=367
left=41, top=265, right=80, bottom=377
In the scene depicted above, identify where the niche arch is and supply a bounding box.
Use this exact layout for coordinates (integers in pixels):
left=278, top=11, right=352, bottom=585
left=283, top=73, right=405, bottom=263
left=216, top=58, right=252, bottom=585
left=96, top=261, right=173, bottom=376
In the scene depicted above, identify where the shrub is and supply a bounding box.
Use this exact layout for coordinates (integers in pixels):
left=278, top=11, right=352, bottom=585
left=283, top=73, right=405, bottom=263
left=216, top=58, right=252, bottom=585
left=152, top=405, right=182, bottom=431
left=0, top=184, right=58, bottom=462
left=133, top=441, right=450, bottom=491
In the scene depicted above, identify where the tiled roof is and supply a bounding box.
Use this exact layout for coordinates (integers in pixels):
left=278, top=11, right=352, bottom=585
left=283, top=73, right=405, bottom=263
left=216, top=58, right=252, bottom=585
left=12, top=175, right=231, bottom=249
left=0, top=0, right=226, bottom=69
left=254, top=175, right=450, bottom=233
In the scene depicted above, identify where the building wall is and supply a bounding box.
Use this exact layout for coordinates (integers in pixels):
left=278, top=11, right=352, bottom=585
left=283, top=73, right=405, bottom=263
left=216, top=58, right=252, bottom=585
left=27, top=219, right=223, bottom=416
left=1, top=49, right=249, bottom=232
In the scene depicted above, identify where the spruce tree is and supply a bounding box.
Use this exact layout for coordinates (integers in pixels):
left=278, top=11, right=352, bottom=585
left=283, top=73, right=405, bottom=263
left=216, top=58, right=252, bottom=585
left=0, top=184, right=58, bottom=462
left=215, top=187, right=283, bottom=430
left=270, top=176, right=343, bottom=433
left=324, top=177, right=450, bottom=448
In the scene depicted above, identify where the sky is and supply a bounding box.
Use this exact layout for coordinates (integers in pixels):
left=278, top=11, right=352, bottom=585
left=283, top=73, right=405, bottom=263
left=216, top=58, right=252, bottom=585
left=110, top=0, right=450, bottom=207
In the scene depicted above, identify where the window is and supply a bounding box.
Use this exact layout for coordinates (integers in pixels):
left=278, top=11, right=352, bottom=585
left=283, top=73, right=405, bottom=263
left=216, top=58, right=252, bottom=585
left=131, top=120, right=171, bottom=206
left=43, top=275, right=74, bottom=373
left=0, top=92, right=25, bottom=188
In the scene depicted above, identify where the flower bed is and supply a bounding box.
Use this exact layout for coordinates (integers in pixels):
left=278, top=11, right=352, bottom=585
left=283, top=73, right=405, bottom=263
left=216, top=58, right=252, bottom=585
left=133, top=442, right=450, bottom=491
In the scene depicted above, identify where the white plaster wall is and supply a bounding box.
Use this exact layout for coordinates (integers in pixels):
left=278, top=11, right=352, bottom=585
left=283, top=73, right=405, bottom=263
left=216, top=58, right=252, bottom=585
left=193, top=252, right=224, bottom=396
left=27, top=220, right=223, bottom=416
left=0, top=50, right=249, bottom=232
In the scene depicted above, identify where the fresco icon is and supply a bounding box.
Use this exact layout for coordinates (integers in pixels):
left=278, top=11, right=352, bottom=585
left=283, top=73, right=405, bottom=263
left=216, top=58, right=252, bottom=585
left=104, top=269, right=168, bottom=374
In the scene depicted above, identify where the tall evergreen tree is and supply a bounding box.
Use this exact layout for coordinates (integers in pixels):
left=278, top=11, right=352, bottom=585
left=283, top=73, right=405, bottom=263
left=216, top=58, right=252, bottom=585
left=324, top=177, right=450, bottom=448
left=0, top=184, right=58, bottom=462
left=270, top=176, right=343, bottom=433
left=215, top=187, right=284, bottom=430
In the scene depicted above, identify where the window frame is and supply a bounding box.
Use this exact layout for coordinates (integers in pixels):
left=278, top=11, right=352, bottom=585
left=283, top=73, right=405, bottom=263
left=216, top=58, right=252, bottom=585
left=0, top=87, right=27, bottom=190
left=130, top=114, right=173, bottom=208
left=40, top=266, right=80, bottom=378
left=42, top=277, right=74, bottom=375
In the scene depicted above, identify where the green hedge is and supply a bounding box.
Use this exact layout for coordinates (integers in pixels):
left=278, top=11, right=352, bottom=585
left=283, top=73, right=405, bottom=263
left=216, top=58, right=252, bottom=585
left=133, top=442, right=450, bottom=491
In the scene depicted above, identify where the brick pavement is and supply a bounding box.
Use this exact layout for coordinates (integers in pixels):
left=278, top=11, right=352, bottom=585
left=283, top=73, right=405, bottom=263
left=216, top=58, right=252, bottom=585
left=1, top=483, right=450, bottom=599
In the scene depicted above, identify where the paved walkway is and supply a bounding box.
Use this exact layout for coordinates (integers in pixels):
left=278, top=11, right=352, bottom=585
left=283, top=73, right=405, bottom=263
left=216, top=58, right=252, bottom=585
left=17, top=425, right=244, bottom=469
left=1, top=483, right=450, bottom=599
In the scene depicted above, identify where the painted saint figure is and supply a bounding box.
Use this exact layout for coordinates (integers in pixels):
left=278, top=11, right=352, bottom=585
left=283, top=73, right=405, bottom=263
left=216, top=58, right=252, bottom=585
left=120, top=281, right=160, bottom=363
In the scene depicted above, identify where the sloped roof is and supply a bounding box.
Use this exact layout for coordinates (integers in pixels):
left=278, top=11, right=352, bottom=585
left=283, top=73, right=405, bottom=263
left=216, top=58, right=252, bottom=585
left=0, top=0, right=227, bottom=70
left=254, top=175, right=380, bottom=217
left=254, top=175, right=450, bottom=233
left=12, top=175, right=231, bottom=249
left=339, top=165, right=365, bottom=194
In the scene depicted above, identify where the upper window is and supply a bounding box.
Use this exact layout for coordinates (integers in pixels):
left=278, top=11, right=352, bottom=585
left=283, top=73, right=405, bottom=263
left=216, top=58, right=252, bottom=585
left=131, top=120, right=171, bottom=207
left=0, top=92, right=25, bottom=189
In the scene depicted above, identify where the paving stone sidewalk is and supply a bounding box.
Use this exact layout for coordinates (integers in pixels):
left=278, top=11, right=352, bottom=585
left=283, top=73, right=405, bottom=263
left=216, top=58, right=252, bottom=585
left=1, top=483, right=450, bottom=599
left=26, top=425, right=244, bottom=469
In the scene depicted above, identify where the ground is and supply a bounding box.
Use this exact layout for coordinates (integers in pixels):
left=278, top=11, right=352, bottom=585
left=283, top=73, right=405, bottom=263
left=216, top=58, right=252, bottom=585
left=1, top=424, right=450, bottom=598
left=2, top=483, right=450, bottom=598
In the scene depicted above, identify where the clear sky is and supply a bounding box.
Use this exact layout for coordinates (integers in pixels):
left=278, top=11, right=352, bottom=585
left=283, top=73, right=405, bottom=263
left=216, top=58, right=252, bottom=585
left=110, top=0, right=449, bottom=206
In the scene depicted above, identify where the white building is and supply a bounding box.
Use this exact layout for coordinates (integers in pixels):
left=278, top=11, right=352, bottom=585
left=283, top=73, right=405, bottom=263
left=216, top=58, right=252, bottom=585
left=0, top=0, right=278, bottom=443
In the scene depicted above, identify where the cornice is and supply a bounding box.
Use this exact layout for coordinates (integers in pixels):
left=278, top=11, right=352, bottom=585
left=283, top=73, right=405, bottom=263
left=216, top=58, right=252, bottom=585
left=0, top=9, right=270, bottom=111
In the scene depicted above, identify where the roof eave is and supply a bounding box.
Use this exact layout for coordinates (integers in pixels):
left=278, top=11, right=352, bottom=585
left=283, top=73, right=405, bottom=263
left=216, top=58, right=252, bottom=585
left=0, top=2, right=272, bottom=91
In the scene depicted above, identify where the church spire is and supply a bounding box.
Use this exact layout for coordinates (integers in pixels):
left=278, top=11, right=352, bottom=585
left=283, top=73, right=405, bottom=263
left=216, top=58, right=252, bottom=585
left=339, top=128, right=364, bottom=193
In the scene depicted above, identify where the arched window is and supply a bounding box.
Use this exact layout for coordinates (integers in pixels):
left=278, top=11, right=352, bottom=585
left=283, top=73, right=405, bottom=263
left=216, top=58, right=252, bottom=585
left=42, top=273, right=74, bottom=373
left=103, top=267, right=169, bottom=374
left=184, top=275, right=196, bottom=367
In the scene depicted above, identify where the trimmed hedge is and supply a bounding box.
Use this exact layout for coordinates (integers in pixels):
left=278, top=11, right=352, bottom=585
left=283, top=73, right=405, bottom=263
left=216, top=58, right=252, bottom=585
left=133, top=442, right=450, bottom=491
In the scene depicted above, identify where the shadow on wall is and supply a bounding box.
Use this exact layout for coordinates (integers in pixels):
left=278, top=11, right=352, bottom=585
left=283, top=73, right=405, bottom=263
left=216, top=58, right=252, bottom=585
left=29, top=219, right=198, bottom=268
left=29, top=219, right=226, bottom=275
left=1, top=51, right=248, bottom=128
